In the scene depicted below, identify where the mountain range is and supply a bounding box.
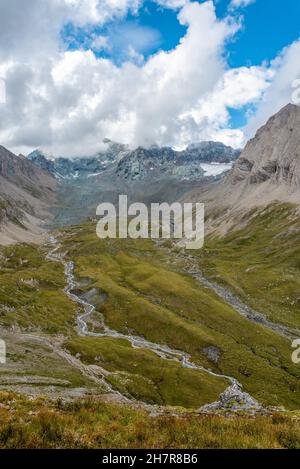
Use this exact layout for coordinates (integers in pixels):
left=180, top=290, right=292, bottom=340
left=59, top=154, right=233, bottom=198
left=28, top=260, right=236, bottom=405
left=181, top=104, right=300, bottom=234
left=1, top=106, right=300, bottom=240
left=24, top=140, right=239, bottom=227
left=0, top=104, right=300, bottom=444
left=28, top=140, right=239, bottom=181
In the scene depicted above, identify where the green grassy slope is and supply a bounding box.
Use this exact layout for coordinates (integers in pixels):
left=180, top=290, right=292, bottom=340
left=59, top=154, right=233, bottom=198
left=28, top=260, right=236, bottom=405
left=1, top=205, right=300, bottom=410
left=0, top=392, right=299, bottom=449
left=196, top=203, right=300, bottom=330
left=59, top=223, right=300, bottom=409
left=0, top=243, right=78, bottom=333
left=0, top=204, right=300, bottom=448
left=0, top=244, right=99, bottom=392
left=0, top=241, right=227, bottom=408
left=65, top=336, right=226, bottom=408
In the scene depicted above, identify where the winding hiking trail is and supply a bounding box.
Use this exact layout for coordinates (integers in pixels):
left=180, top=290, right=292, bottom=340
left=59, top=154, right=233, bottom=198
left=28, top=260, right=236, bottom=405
left=46, top=235, right=262, bottom=413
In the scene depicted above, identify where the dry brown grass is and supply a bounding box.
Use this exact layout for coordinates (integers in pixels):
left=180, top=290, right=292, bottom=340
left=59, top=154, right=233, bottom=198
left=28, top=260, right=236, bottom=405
left=0, top=392, right=299, bottom=449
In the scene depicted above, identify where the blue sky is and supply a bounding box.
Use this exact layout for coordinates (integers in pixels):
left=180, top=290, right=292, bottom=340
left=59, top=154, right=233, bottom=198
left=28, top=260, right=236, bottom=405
left=62, top=2, right=187, bottom=64
left=1, top=0, right=300, bottom=155
left=217, top=0, right=300, bottom=68
left=64, top=1, right=300, bottom=68
left=61, top=0, right=300, bottom=129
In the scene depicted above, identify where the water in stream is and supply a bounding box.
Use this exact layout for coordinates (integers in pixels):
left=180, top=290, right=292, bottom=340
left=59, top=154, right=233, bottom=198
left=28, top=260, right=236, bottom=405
left=47, top=236, right=261, bottom=412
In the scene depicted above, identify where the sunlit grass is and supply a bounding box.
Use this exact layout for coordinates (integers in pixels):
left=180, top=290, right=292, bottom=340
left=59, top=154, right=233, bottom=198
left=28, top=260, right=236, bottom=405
left=59, top=222, right=300, bottom=409
left=0, top=392, right=299, bottom=449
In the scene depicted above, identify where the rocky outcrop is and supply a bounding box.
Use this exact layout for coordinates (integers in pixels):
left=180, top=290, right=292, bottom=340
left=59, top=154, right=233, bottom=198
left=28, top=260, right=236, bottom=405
left=185, top=141, right=240, bottom=163
left=25, top=140, right=239, bottom=226
left=28, top=140, right=129, bottom=180
left=28, top=141, right=239, bottom=183
left=115, top=142, right=239, bottom=182
left=200, top=382, right=262, bottom=414
left=116, top=146, right=206, bottom=182
left=229, top=104, right=300, bottom=189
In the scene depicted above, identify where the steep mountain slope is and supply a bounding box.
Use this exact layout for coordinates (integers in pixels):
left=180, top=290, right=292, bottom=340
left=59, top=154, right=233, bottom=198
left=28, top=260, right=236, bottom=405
left=28, top=140, right=129, bottom=180
left=27, top=140, right=238, bottom=226
left=187, top=104, right=300, bottom=219
left=228, top=103, right=300, bottom=197
left=115, top=146, right=205, bottom=181
left=182, top=104, right=300, bottom=335
left=116, top=141, right=239, bottom=182
left=0, top=106, right=300, bottom=437
left=195, top=203, right=300, bottom=331
left=113, top=141, right=238, bottom=182
left=185, top=141, right=240, bottom=163
left=0, top=145, right=57, bottom=244
left=28, top=140, right=238, bottom=182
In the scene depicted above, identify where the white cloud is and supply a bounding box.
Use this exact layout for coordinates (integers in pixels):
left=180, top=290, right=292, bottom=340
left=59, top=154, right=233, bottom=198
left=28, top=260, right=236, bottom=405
left=0, top=0, right=143, bottom=62
left=91, top=35, right=111, bottom=52
left=155, top=0, right=190, bottom=8
left=230, top=0, right=256, bottom=8
left=178, top=65, right=273, bottom=148
left=63, top=0, right=142, bottom=25
left=103, top=22, right=162, bottom=63
left=0, top=0, right=278, bottom=155
left=246, top=39, right=300, bottom=138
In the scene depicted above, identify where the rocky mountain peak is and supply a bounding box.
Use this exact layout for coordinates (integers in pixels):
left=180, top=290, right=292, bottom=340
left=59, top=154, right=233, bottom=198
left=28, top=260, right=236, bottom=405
left=229, top=103, right=300, bottom=187
left=27, top=140, right=239, bottom=183
left=186, top=141, right=240, bottom=163
left=0, top=145, right=55, bottom=188
left=115, top=142, right=239, bottom=182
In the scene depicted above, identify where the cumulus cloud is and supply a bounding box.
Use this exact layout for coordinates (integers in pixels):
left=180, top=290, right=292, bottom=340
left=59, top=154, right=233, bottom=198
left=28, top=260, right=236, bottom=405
left=155, top=0, right=190, bottom=8
left=179, top=65, right=273, bottom=148
left=0, top=0, right=142, bottom=62
left=0, top=0, right=280, bottom=155
left=246, top=39, right=300, bottom=138
left=230, top=0, right=256, bottom=8
left=62, top=0, right=142, bottom=25
left=103, top=22, right=162, bottom=64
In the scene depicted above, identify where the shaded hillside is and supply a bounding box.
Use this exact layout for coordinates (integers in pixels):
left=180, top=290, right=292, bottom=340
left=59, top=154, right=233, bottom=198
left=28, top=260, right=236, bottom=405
left=0, top=145, right=57, bottom=244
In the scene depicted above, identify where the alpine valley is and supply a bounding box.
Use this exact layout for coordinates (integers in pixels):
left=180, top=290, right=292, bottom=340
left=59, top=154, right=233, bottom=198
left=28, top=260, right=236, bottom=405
left=0, top=104, right=300, bottom=449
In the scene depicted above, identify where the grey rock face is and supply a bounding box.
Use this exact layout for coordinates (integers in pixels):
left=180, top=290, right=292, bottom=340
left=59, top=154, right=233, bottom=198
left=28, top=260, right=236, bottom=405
left=26, top=140, right=239, bottom=226
left=185, top=141, right=240, bottom=163
left=229, top=104, right=300, bottom=188
left=116, top=142, right=239, bottom=182
left=202, top=346, right=220, bottom=364
left=201, top=382, right=262, bottom=413
left=28, top=141, right=239, bottom=184
left=28, top=140, right=129, bottom=180
left=27, top=150, right=57, bottom=174
left=116, top=146, right=205, bottom=182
